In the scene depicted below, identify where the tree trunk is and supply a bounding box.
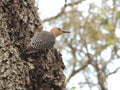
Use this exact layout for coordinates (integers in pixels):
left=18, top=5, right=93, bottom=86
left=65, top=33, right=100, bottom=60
left=0, top=0, right=65, bottom=90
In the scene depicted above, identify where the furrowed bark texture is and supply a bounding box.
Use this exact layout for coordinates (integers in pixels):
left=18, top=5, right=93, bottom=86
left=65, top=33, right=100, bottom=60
left=0, top=0, right=65, bottom=90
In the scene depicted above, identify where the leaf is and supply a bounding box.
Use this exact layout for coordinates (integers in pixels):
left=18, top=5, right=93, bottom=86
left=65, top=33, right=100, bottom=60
left=71, top=86, right=76, bottom=90
left=106, top=39, right=115, bottom=45
left=117, top=11, right=120, bottom=19
left=104, top=24, right=114, bottom=30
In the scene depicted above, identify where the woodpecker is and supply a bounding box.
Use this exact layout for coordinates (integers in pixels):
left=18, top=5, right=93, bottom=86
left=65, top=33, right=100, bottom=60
left=29, top=27, right=70, bottom=50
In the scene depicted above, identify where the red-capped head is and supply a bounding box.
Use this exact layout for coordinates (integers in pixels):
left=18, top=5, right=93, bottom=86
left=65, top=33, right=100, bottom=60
left=50, top=27, right=70, bottom=37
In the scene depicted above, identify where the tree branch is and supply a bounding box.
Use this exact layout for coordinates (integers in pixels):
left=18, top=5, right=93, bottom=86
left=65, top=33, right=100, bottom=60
left=107, top=66, right=120, bottom=77
left=42, top=0, right=85, bottom=22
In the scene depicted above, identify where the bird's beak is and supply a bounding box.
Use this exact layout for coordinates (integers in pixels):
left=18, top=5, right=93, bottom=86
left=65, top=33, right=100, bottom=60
left=62, top=30, right=70, bottom=33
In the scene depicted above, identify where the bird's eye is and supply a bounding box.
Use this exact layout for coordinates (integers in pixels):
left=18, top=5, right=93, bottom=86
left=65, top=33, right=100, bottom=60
left=58, top=28, right=61, bottom=30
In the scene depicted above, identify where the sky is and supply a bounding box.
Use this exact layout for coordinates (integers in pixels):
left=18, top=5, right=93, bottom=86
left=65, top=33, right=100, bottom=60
left=35, top=0, right=120, bottom=90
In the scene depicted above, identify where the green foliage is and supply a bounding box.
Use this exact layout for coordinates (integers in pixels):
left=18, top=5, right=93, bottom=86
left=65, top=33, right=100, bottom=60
left=105, top=24, right=114, bottom=30
left=106, top=39, right=115, bottom=45
left=71, top=86, right=76, bottom=90
left=117, top=11, right=120, bottom=19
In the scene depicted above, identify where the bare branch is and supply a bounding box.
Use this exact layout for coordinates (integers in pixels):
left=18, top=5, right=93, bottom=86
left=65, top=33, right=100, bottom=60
left=107, top=66, right=120, bottom=77
left=42, top=0, right=85, bottom=22
left=67, top=59, right=90, bottom=83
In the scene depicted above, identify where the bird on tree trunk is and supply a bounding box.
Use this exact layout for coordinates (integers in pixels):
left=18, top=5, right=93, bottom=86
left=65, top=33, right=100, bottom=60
left=30, top=27, right=70, bottom=50
left=20, top=27, right=70, bottom=58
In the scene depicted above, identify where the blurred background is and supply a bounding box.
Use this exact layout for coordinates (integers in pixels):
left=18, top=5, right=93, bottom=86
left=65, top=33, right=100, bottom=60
left=35, top=0, right=120, bottom=90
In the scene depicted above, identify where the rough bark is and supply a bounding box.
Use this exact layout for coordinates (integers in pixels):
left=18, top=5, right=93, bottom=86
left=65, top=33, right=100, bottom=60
left=0, top=0, right=65, bottom=90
